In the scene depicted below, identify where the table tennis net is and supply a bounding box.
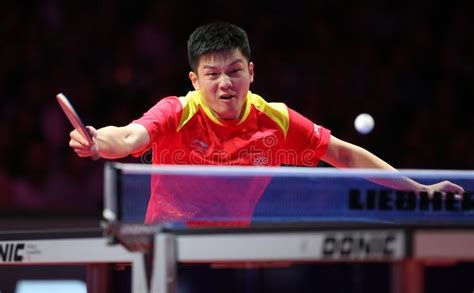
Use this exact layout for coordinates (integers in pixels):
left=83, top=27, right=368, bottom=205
left=103, top=163, right=474, bottom=226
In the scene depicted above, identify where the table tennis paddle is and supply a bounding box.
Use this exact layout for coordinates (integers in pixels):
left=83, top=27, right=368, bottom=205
left=56, top=93, right=99, bottom=160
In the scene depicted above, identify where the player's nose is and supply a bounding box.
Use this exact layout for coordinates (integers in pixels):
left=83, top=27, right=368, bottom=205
left=218, top=75, right=232, bottom=89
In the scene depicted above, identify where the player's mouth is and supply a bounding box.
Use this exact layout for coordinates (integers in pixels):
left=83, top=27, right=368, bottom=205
left=219, top=94, right=235, bottom=100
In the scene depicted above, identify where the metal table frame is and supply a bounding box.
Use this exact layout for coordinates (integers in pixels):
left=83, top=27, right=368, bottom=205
left=3, top=226, right=474, bottom=293
left=145, top=225, right=474, bottom=293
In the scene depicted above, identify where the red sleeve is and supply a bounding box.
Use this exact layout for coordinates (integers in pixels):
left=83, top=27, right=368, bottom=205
left=285, top=108, right=331, bottom=166
left=131, top=96, right=181, bottom=156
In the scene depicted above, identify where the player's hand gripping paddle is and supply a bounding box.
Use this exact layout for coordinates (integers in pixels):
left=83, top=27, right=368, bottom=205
left=56, top=93, right=100, bottom=160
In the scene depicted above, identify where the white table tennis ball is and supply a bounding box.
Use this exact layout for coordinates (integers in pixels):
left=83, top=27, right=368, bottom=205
left=354, top=113, right=374, bottom=134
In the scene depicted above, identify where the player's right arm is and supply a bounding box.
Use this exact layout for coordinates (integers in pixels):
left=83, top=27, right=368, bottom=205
left=69, top=123, right=150, bottom=159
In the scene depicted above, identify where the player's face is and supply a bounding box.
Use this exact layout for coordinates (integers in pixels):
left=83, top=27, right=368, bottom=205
left=189, top=49, right=254, bottom=120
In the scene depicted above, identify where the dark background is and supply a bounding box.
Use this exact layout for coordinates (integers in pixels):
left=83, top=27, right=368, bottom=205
left=0, top=1, right=473, bottom=292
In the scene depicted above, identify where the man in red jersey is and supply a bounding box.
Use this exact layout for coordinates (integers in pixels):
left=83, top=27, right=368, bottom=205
left=69, top=22, right=464, bottom=224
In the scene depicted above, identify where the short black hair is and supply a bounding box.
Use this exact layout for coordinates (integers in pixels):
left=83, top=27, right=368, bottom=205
left=187, top=22, right=251, bottom=72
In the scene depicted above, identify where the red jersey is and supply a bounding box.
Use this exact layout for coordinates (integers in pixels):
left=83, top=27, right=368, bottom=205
left=133, top=91, right=331, bottom=224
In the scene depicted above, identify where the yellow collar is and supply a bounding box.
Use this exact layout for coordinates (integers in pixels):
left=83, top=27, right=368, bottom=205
left=196, top=90, right=252, bottom=126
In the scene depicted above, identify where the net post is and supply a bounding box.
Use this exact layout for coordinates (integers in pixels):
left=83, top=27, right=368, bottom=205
left=103, top=162, right=122, bottom=223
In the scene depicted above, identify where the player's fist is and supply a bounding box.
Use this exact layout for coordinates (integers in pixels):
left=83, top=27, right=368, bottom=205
left=69, top=126, right=99, bottom=158
left=424, top=180, right=465, bottom=199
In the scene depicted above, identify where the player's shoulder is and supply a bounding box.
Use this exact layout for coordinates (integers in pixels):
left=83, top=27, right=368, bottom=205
left=152, top=95, right=180, bottom=109
left=248, top=92, right=289, bottom=117
left=176, top=91, right=202, bottom=130
left=248, top=92, right=290, bottom=135
left=177, top=91, right=201, bottom=110
left=153, top=92, right=198, bottom=113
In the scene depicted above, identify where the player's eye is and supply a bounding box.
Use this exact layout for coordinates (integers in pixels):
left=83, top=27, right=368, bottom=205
left=229, top=68, right=241, bottom=75
left=204, top=72, right=219, bottom=79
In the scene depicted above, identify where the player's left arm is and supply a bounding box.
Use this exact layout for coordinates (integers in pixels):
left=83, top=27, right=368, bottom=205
left=321, top=135, right=396, bottom=170
left=321, top=135, right=465, bottom=194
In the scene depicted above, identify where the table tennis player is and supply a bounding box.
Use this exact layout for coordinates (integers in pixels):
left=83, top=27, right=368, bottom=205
left=69, top=22, right=464, bottom=224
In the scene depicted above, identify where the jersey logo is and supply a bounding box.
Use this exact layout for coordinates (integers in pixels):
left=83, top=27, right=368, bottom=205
left=253, top=154, right=269, bottom=166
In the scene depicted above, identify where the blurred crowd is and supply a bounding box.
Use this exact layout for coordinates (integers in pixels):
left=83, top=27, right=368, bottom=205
left=0, top=1, right=473, bottom=213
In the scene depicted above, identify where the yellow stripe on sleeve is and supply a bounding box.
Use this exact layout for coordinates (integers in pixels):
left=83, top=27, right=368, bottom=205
left=177, top=91, right=200, bottom=131
left=248, top=92, right=290, bottom=137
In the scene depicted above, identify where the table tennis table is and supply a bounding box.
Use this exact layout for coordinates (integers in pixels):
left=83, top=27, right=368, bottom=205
left=2, top=163, right=474, bottom=293
left=102, top=163, right=474, bottom=293
left=2, top=223, right=474, bottom=293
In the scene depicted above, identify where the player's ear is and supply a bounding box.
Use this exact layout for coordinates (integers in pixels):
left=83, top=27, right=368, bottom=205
left=249, top=62, right=254, bottom=83
left=189, top=71, right=200, bottom=90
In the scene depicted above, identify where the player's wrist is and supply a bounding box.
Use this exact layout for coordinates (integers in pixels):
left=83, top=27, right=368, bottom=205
left=91, top=141, right=100, bottom=160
